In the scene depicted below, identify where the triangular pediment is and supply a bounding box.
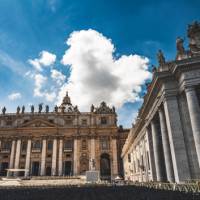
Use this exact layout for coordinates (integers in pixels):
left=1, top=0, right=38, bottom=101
left=21, top=119, right=56, bottom=128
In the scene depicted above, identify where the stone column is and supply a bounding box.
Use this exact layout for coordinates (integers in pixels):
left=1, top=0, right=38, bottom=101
left=14, top=139, right=21, bottom=169
left=51, top=138, right=57, bottom=176
left=150, top=120, right=164, bottom=181
left=40, top=139, right=46, bottom=176
left=25, top=139, right=31, bottom=177
left=58, top=139, right=63, bottom=176
left=146, top=128, right=156, bottom=181
left=9, top=140, right=16, bottom=169
left=112, top=138, right=118, bottom=177
left=90, top=138, right=95, bottom=170
left=14, top=139, right=21, bottom=176
left=164, top=96, right=191, bottom=182
left=73, top=139, right=78, bottom=175
left=158, top=108, right=175, bottom=182
left=185, top=87, right=200, bottom=167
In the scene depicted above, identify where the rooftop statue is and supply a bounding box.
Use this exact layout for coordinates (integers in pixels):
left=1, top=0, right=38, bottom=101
left=16, top=106, right=20, bottom=114
left=188, top=21, right=200, bottom=55
left=90, top=104, right=94, bottom=112
left=21, top=106, right=25, bottom=114
left=157, top=49, right=165, bottom=66
left=31, top=105, right=34, bottom=113
left=45, top=105, right=49, bottom=113
left=2, top=107, right=6, bottom=115
left=38, top=103, right=43, bottom=113
left=176, top=37, right=187, bottom=60
left=54, top=105, right=58, bottom=113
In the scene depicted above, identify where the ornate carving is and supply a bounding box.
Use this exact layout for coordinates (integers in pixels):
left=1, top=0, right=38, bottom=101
left=94, top=102, right=114, bottom=114
left=188, top=21, right=200, bottom=55
left=157, top=50, right=165, bottom=66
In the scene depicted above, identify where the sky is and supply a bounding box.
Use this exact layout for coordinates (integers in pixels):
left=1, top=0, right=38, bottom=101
left=0, top=0, right=199, bottom=127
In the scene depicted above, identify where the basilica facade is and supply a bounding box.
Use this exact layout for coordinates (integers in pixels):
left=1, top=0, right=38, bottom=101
left=0, top=93, right=128, bottom=180
left=122, top=22, right=200, bottom=183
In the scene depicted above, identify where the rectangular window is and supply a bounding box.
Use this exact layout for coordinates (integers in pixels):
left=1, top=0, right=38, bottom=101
left=81, top=119, right=87, bottom=126
left=21, top=141, right=27, bottom=152
left=101, top=117, right=107, bottom=125
left=47, top=140, right=53, bottom=151
left=1, top=141, right=11, bottom=152
left=64, top=140, right=72, bottom=151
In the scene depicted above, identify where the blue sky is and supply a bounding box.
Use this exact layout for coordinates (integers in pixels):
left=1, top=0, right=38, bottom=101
left=0, top=0, right=199, bottom=127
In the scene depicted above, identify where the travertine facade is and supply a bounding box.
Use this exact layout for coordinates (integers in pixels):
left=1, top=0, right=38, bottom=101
left=0, top=93, right=128, bottom=180
left=122, top=22, right=200, bottom=183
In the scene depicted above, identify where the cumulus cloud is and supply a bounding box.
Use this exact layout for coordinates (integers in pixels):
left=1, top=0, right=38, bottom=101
left=51, top=69, right=66, bottom=86
left=34, top=74, right=56, bottom=102
left=59, top=29, right=151, bottom=110
left=8, top=92, right=22, bottom=101
left=28, top=51, right=56, bottom=71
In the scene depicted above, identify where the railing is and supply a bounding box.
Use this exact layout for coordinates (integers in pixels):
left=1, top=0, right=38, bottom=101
left=130, top=181, right=200, bottom=193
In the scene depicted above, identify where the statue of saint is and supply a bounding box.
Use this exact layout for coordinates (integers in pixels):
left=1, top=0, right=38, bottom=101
left=74, top=105, right=79, bottom=112
left=45, top=105, right=49, bottom=113
left=31, top=105, right=34, bottom=113
left=188, top=21, right=200, bottom=55
left=90, top=158, right=96, bottom=171
left=21, top=106, right=25, bottom=114
left=157, top=49, right=165, bottom=66
left=16, top=106, right=20, bottom=114
left=54, top=105, right=58, bottom=113
left=2, top=107, right=6, bottom=115
left=38, top=103, right=43, bottom=113
left=90, top=104, right=94, bottom=112
left=112, top=106, right=116, bottom=113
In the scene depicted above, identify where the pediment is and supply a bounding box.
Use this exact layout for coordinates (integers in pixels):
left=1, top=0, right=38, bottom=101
left=21, top=119, right=56, bottom=128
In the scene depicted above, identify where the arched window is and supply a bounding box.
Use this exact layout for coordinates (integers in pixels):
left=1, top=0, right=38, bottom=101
left=64, top=140, right=72, bottom=151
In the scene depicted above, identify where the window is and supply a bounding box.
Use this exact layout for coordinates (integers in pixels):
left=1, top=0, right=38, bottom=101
left=101, top=117, right=107, bottom=125
left=47, top=140, right=53, bottom=151
left=32, top=140, right=41, bottom=150
left=100, top=139, right=109, bottom=150
left=64, top=140, right=72, bottom=151
left=81, top=119, right=87, bottom=126
left=1, top=141, right=11, bottom=151
left=21, top=141, right=27, bottom=152
left=82, top=139, right=87, bottom=150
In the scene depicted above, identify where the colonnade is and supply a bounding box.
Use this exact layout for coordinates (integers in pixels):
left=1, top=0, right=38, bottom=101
left=5, top=137, right=118, bottom=177
left=147, top=86, right=200, bottom=182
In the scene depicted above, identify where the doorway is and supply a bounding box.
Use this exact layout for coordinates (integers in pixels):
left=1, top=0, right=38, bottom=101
left=0, top=162, right=9, bottom=176
left=31, top=162, right=40, bottom=176
left=64, top=161, right=72, bottom=176
left=100, top=153, right=111, bottom=180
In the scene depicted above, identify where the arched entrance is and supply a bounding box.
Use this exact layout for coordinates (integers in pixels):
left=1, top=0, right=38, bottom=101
left=100, top=153, right=111, bottom=180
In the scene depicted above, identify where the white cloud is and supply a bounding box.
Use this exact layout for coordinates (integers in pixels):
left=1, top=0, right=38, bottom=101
left=51, top=69, right=66, bottom=85
left=8, top=92, right=22, bottom=101
left=28, top=51, right=56, bottom=71
left=59, top=29, right=151, bottom=110
left=33, top=73, right=56, bottom=102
